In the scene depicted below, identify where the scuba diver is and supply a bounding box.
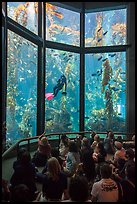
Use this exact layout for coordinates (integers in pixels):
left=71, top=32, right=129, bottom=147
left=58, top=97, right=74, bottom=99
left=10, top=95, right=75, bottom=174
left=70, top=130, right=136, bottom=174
left=53, top=74, right=67, bottom=97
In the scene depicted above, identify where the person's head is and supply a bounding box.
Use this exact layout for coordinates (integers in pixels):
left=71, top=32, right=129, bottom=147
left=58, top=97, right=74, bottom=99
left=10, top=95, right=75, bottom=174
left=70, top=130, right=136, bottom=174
left=94, top=134, right=100, bottom=142
left=117, top=135, right=123, bottom=142
left=125, top=148, right=135, bottom=160
left=69, top=176, right=89, bottom=202
left=51, top=147, right=59, bottom=158
left=68, top=141, right=78, bottom=153
left=61, top=74, right=65, bottom=79
left=61, top=134, right=69, bottom=146
left=61, top=134, right=67, bottom=140
left=38, top=136, right=49, bottom=146
left=107, top=130, right=114, bottom=139
left=20, top=149, right=31, bottom=164
left=125, top=164, right=135, bottom=181
left=17, top=147, right=27, bottom=160
left=90, top=131, right=96, bottom=139
left=47, top=157, right=61, bottom=181
left=97, top=141, right=106, bottom=155
left=81, top=137, right=90, bottom=147
left=100, top=164, right=112, bottom=179
left=114, top=141, right=123, bottom=150
left=11, top=184, right=31, bottom=202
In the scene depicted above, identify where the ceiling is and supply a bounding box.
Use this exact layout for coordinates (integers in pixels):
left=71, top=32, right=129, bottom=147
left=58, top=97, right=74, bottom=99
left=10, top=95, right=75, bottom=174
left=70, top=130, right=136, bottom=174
left=51, top=2, right=130, bottom=12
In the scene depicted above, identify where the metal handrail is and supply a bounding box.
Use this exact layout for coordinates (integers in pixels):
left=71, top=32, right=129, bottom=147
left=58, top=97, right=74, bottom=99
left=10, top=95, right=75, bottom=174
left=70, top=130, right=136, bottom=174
left=2, top=131, right=133, bottom=160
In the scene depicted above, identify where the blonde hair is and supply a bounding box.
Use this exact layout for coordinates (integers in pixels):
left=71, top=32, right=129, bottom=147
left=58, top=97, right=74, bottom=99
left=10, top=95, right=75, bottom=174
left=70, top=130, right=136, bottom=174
left=46, top=157, right=61, bottom=181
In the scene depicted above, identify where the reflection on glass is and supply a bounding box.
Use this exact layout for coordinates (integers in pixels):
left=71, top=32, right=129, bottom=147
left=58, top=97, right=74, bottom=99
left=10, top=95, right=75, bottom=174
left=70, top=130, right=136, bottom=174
left=85, top=8, right=127, bottom=47
left=7, top=30, right=37, bottom=145
left=7, top=2, right=38, bottom=34
left=46, top=3, right=80, bottom=46
left=85, top=52, right=126, bottom=132
left=45, top=48, right=80, bottom=133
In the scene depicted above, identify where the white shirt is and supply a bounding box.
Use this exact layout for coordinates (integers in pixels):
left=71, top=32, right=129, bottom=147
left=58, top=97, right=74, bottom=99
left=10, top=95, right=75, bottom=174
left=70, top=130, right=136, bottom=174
left=91, top=178, right=118, bottom=202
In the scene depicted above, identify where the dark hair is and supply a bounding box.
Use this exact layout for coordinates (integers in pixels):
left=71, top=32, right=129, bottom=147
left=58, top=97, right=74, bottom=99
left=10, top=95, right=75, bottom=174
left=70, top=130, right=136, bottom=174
left=20, top=150, right=31, bottom=164
left=68, top=141, right=78, bottom=153
left=11, top=184, right=31, bottom=201
left=126, top=148, right=135, bottom=159
left=108, top=130, right=114, bottom=139
left=117, top=158, right=126, bottom=170
left=61, top=134, right=69, bottom=147
left=90, top=131, right=96, bottom=139
left=126, top=164, right=135, bottom=180
left=82, top=150, right=95, bottom=181
left=69, top=176, right=89, bottom=201
left=97, top=142, right=107, bottom=157
left=100, top=164, right=112, bottom=179
left=51, top=147, right=59, bottom=158
left=17, top=147, right=27, bottom=160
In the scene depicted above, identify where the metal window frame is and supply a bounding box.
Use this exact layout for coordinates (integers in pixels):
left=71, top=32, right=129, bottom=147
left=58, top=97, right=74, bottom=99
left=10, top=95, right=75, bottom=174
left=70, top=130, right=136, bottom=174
left=2, top=2, right=134, bottom=145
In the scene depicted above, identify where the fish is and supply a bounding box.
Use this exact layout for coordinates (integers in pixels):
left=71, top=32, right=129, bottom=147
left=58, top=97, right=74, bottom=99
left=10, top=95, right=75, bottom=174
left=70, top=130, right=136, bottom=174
left=100, top=117, right=107, bottom=120
left=27, top=70, right=32, bottom=74
left=27, top=123, right=32, bottom=127
left=97, top=27, right=102, bottom=32
left=85, top=116, right=90, bottom=119
left=98, top=56, right=102, bottom=61
left=46, top=118, right=53, bottom=121
left=120, top=71, right=126, bottom=74
left=51, top=11, right=64, bottom=19
left=19, top=78, right=25, bottom=82
left=30, top=60, right=36, bottom=65
left=97, top=38, right=102, bottom=42
left=108, top=53, right=116, bottom=57
left=97, top=69, right=103, bottom=76
left=66, top=123, right=72, bottom=126
left=103, top=31, right=108, bottom=35
left=102, top=58, right=108, bottom=62
left=111, top=87, right=120, bottom=91
left=91, top=73, right=97, bottom=76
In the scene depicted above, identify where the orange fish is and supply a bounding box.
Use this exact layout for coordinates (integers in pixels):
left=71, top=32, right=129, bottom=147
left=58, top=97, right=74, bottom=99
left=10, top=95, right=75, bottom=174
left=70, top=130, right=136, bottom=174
left=46, top=3, right=57, bottom=11
left=51, top=11, right=64, bottom=19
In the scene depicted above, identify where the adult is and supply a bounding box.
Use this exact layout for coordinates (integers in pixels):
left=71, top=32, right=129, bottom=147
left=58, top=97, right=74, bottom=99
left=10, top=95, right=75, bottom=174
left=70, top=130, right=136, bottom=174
left=42, top=157, right=68, bottom=201
left=32, top=136, right=51, bottom=167
left=91, top=164, right=118, bottom=202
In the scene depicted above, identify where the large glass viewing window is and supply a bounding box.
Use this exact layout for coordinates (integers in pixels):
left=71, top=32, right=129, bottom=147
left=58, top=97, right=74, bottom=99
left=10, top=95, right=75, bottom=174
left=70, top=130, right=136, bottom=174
left=3, top=2, right=129, bottom=147
left=46, top=3, right=80, bottom=46
left=85, top=8, right=127, bottom=47
left=85, top=52, right=126, bottom=132
left=45, top=48, right=80, bottom=133
left=7, top=30, right=37, bottom=143
left=7, top=2, right=38, bottom=34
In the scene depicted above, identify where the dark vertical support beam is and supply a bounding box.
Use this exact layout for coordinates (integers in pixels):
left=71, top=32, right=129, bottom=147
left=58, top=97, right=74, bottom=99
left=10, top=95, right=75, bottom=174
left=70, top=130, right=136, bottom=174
left=126, top=2, right=135, bottom=137
left=79, top=3, right=85, bottom=132
left=37, top=2, right=45, bottom=135
left=2, top=2, right=7, bottom=152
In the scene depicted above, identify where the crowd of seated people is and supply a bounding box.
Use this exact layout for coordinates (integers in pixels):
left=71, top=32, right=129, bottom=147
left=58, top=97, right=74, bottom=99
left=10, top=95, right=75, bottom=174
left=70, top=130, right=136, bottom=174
left=2, top=131, right=135, bottom=202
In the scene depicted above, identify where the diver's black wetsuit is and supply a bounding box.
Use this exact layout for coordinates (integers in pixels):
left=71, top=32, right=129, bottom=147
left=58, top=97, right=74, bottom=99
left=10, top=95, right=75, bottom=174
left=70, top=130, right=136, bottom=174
left=53, top=75, right=67, bottom=97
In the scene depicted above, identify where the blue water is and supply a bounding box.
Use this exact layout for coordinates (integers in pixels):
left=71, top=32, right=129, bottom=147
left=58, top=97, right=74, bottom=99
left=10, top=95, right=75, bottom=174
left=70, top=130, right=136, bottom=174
left=6, top=3, right=127, bottom=146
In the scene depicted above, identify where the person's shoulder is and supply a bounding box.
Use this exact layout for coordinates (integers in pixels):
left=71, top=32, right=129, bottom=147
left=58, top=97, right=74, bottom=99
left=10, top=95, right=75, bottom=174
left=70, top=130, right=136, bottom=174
left=60, top=171, right=68, bottom=178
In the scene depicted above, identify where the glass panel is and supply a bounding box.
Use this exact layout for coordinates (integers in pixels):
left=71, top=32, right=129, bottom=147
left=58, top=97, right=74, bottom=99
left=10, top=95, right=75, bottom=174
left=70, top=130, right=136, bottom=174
left=7, top=30, right=37, bottom=145
left=85, top=52, right=126, bottom=132
left=46, top=3, right=80, bottom=46
left=7, top=2, right=38, bottom=34
left=85, top=8, right=127, bottom=47
left=45, top=48, right=80, bottom=133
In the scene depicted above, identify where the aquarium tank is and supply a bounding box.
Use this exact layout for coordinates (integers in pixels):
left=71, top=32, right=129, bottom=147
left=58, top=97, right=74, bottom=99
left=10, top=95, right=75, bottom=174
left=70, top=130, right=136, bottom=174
left=5, top=2, right=127, bottom=146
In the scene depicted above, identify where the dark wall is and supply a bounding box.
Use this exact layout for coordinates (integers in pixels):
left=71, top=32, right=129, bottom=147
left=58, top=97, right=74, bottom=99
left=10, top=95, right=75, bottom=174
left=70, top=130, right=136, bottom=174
left=126, top=2, right=135, bottom=134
